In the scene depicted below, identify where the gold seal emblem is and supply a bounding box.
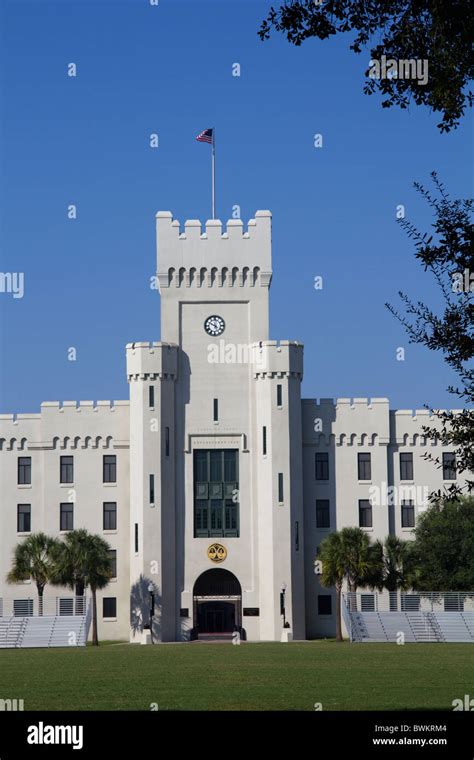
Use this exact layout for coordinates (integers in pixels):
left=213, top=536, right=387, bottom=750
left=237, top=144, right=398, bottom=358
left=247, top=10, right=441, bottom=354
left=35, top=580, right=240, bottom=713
left=207, top=543, right=227, bottom=563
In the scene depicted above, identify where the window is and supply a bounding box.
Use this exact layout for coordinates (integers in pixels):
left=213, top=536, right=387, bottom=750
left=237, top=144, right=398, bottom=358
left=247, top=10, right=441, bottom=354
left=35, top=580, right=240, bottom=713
left=358, top=453, right=371, bottom=480
left=103, top=598, right=116, bottom=618
left=149, top=385, right=155, bottom=408
left=103, top=502, right=117, bottom=531
left=17, top=504, right=31, bottom=533
left=13, top=599, right=33, bottom=617
left=399, top=452, right=413, bottom=481
left=262, top=426, right=267, bottom=456
left=358, top=499, right=372, bottom=528
left=276, top=384, right=282, bottom=407
left=442, top=452, right=456, bottom=480
left=401, top=594, right=420, bottom=611
left=318, top=595, right=332, bottom=615
left=444, top=595, right=464, bottom=612
left=60, top=455, right=74, bottom=484
left=59, top=598, right=73, bottom=616
left=315, top=452, right=329, bottom=480
left=108, top=550, right=117, bottom=579
left=165, top=427, right=170, bottom=457
left=18, top=457, right=31, bottom=485
left=213, top=398, right=218, bottom=422
left=60, top=503, right=74, bottom=531
left=295, top=521, right=299, bottom=551
left=361, top=594, right=375, bottom=611
left=193, top=450, right=239, bottom=537
left=149, top=474, right=155, bottom=504
left=316, top=500, right=330, bottom=528
left=278, top=473, right=284, bottom=503
left=134, top=523, right=138, bottom=553
left=401, top=500, right=415, bottom=528
left=103, top=455, right=116, bottom=483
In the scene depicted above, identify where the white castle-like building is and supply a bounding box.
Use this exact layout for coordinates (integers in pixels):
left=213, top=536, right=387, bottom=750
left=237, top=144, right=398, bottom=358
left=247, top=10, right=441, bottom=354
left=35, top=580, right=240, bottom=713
left=0, top=211, right=465, bottom=642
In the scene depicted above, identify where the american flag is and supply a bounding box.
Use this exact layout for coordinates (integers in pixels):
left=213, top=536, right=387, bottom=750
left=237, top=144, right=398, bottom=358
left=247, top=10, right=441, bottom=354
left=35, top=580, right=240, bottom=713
left=196, top=128, right=213, bottom=144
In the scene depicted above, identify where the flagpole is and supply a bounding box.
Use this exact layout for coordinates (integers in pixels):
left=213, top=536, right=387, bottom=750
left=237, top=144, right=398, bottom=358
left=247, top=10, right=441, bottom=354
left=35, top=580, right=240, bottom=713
left=212, top=128, right=215, bottom=219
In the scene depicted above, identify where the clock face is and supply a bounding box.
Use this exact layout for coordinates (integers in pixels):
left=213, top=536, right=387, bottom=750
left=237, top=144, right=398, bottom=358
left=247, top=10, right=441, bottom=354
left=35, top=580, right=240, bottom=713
left=204, top=315, right=225, bottom=336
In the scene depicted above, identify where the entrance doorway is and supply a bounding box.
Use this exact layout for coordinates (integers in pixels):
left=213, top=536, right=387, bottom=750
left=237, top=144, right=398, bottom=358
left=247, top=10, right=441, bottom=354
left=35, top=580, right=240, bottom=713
left=193, top=569, right=242, bottom=639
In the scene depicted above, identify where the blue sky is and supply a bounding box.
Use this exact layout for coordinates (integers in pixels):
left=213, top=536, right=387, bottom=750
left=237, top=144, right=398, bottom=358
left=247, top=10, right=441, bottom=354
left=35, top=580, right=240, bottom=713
left=0, top=0, right=471, bottom=413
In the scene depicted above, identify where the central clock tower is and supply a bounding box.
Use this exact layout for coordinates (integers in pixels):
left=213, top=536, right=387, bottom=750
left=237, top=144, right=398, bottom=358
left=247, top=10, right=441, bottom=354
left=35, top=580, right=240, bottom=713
left=127, top=211, right=306, bottom=643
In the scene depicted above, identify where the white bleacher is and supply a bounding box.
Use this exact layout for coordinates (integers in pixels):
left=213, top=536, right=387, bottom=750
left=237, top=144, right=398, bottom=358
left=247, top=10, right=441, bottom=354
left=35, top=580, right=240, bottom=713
left=0, top=597, right=91, bottom=648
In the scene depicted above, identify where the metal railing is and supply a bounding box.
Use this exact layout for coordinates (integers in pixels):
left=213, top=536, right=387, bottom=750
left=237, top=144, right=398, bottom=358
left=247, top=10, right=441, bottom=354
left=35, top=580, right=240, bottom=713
left=0, top=597, right=87, bottom=618
left=342, top=591, right=474, bottom=613
left=343, top=592, right=474, bottom=643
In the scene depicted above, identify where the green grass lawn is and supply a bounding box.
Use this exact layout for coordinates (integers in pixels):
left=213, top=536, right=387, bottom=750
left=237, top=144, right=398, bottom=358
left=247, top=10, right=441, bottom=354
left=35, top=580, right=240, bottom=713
left=1, top=641, right=472, bottom=711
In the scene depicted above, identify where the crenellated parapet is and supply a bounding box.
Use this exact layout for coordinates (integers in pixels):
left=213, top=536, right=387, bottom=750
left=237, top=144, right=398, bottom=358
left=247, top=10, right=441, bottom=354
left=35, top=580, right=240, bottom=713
left=126, top=342, right=178, bottom=381
left=302, top=397, right=390, bottom=445
left=252, top=341, right=303, bottom=380
left=156, top=211, right=272, bottom=290
left=389, top=408, right=463, bottom=446
left=0, top=401, right=130, bottom=450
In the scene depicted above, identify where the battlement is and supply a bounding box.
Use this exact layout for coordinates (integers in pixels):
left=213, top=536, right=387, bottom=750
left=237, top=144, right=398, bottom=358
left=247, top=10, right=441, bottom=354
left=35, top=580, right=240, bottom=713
left=389, top=408, right=463, bottom=445
left=302, top=397, right=390, bottom=444
left=156, top=211, right=272, bottom=288
left=253, top=340, right=303, bottom=378
left=126, top=341, right=178, bottom=380
left=0, top=401, right=130, bottom=450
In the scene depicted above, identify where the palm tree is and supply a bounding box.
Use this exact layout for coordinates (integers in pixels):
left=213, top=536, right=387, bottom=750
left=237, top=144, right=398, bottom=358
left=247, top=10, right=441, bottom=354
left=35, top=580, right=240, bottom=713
left=339, top=527, right=377, bottom=611
left=6, top=533, right=60, bottom=615
left=318, top=532, right=346, bottom=642
left=367, top=535, right=412, bottom=609
left=52, top=529, right=112, bottom=645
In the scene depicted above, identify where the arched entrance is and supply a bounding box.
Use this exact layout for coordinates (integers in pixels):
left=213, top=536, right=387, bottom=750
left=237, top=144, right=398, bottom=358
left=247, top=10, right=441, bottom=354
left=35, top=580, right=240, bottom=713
left=193, top=569, right=242, bottom=639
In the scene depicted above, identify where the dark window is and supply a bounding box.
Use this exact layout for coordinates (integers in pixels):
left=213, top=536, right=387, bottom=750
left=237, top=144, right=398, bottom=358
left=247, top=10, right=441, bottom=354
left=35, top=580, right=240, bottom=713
left=358, top=453, right=371, bottom=480
left=213, top=398, right=218, bottom=422
left=103, top=598, right=116, bottom=618
left=358, top=499, right=372, bottom=528
left=13, top=599, right=33, bottom=617
left=165, top=427, right=170, bottom=457
left=399, top=452, right=413, bottom=481
left=60, top=455, right=74, bottom=484
left=134, top=523, right=138, bottom=553
left=108, top=550, right=117, bottom=579
left=318, top=595, right=332, bottom=615
left=401, top=594, right=420, bottom=611
left=295, top=521, right=299, bottom=551
left=401, top=500, right=415, bottom=528
left=17, top=504, right=31, bottom=533
left=193, top=450, right=239, bottom=537
left=316, top=500, right=330, bottom=529
left=243, top=608, right=260, bottom=616
left=444, top=595, right=464, bottom=612
left=278, top=473, right=284, bottom=503
left=103, top=502, right=117, bottom=530
left=315, top=452, right=329, bottom=480
left=103, top=455, right=116, bottom=483
left=149, top=474, right=155, bottom=504
left=60, top=503, right=74, bottom=531
left=149, top=385, right=155, bottom=408
left=276, top=384, right=282, bottom=407
left=59, top=598, right=74, bottom=616
left=18, top=457, right=31, bottom=485
left=361, top=594, right=375, bottom=611
left=442, top=452, right=456, bottom=480
left=262, top=426, right=267, bottom=456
